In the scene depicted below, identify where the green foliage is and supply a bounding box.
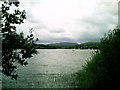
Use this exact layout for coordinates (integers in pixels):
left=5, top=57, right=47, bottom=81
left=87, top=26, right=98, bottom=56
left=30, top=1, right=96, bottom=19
left=35, top=44, right=58, bottom=49
left=76, top=27, right=120, bottom=88
left=2, top=0, right=38, bottom=80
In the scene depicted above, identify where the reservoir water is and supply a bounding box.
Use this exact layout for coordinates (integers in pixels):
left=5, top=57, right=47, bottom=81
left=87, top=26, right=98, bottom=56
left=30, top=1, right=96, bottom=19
left=2, top=49, right=94, bottom=88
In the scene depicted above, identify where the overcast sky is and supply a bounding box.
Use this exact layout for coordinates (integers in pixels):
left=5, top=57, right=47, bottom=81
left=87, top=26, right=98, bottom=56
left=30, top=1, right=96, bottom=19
left=16, top=0, right=118, bottom=44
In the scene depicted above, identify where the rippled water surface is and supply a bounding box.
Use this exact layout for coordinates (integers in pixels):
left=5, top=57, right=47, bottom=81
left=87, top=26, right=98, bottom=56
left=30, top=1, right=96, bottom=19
left=2, top=49, right=94, bottom=88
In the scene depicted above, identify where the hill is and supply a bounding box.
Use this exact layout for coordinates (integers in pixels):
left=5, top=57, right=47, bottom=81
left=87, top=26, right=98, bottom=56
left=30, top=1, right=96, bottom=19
left=50, top=42, right=78, bottom=46
left=35, top=42, right=99, bottom=49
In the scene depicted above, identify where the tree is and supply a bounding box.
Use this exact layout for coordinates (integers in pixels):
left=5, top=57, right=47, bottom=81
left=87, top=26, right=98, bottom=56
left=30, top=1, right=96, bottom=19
left=2, top=0, right=38, bottom=80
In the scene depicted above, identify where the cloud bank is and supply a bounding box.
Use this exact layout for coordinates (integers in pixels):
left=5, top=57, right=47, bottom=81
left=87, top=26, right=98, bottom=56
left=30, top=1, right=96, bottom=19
left=16, top=0, right=118, bottom=43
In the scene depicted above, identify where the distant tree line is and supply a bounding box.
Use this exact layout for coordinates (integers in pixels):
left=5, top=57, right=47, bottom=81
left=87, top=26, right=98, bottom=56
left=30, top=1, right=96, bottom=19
left=75, top=42, right=99, bottom=49
left=35, top=42, right=99, bottom=49
left=35, top=44, right=58, bottom=49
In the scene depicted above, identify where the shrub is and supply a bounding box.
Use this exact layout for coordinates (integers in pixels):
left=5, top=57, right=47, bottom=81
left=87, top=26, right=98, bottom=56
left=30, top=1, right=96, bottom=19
left=76, top=27, right=120, bottom=88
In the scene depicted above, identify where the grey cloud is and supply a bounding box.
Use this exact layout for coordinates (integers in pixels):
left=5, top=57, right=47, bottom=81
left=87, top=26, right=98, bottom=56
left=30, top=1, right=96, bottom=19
left=81, top=15, right=116, bottom=27
left=77, top=31, right=100, bottom=43
left=26, top=12, right=42, bottom=23
left=75, top=2, right=118, bottom=43
left=20, top=0, right=41, bottom=23
left=18, top=0, right=118, bottom=44
left=81, top=2, right=117, bottom=27
left=20, top=0, right=41, bottom=5
left=37, top=37, right=73, bottom=44
left=34, top=24, right=48, bottom=30
left=34, top=25, right=66, bottom=34
left=48, top=29, right=66, bottom=33
left=97, top=2, right=118, bottom=16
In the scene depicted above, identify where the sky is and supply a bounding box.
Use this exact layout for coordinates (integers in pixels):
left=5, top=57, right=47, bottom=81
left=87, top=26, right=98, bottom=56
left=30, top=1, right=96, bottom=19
left=15, top=0, right=119, bottom=44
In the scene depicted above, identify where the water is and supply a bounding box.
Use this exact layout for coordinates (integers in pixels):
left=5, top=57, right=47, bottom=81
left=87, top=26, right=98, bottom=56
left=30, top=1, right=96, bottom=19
left=2, top=49, right=94, bottom=88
